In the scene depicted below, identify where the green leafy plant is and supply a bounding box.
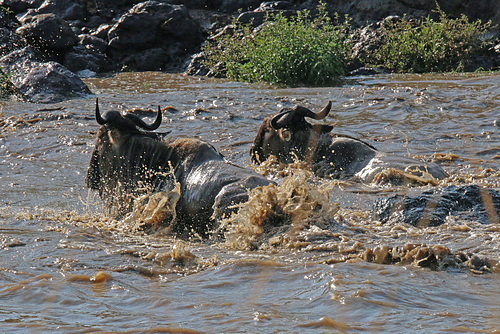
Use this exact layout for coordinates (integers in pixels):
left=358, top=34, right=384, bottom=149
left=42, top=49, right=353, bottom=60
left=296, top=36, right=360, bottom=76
left=370, top=8, right=492, bottom=73
left=203, top=3, right=351, bottom=86
left=0, top=6, right=14, bottom=16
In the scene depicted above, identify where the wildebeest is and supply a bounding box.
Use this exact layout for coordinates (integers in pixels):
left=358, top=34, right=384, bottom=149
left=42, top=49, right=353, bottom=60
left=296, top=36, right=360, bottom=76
left=250, top=102, right=447, bottom=182
left=86, top=100, right=273, bottom=236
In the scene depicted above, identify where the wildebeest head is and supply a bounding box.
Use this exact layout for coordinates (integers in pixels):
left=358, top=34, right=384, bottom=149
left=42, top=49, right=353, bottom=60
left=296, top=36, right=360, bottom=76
left=86, top=99, right=163, bottom=193
left=94, top=98, right=162, bottom=133
left=250, top=102, right=333, bottom=163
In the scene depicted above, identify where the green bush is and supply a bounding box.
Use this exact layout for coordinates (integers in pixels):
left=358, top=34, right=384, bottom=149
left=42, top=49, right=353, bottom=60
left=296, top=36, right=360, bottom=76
left=371, top=8, right=492, bottom=73
left=203, top=4, right=350, bottom=86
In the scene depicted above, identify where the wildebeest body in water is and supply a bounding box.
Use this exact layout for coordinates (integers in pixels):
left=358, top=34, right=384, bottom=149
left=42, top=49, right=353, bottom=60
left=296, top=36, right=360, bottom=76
left=86, top=99, right=274, bottom=237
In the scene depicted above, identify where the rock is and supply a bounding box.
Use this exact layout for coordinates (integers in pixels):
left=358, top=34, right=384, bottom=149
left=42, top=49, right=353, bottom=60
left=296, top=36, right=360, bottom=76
left=0, top=27, right=26, bottom=57
left=1, top=0, right=498, bottom=78
left=79, top=15, right=105, bottom=32
left=348, top=23, right=383, bottom=71
left=0, top=47, right=92, bottom=103
left=437, top=0, right=500, bottom=36
left=24, top=0, right=87, bottom=21
left=237, top=2, right=294, bottom=26
left=62, top=34, right=110, bottom=74
left=120, top=48, right=171, bottom=71
left=258, top=1, right=294, bottom=10
left=464, top=54, right=495, bottom=72
left=219, top=0, right=261, bottom=13
left=107, top=1, right=203, bottom=71
left=188, top=8, right=232, bottom=32
left=91, top=0, right=145, bottom=21
left=236, top=11, right=267, bottom=26
left=322, top=0, right=432, bottom=28
left=373, top=185, right=500, bottom=226
left=160, top=5, right=203, bottom=48
left=77, top=34, right=107, bottom=53
left=107, top=4, right=159, bottom=50
left=0, top=0, right=44, bottom=15
left=397, top=0, right=433, bottom=8
left=237, top=9, right=293, bottom=26
left=184, top=51, right=211, bottom=76
left=16, top=13, right=78, bottom=54
left=63, top=45, right=114, bottom=73
left=463, top=39, right=500, bottom=72
left=0, top=4, right=22, bottom=29
left=169, top=0, right=210, bottom=9
left=348, top=67, right=390, bottom=76
left=348, top=17, right=401, bottom=71
left=91, top=23, right=113, bottom=40
left=77, top=69, right=96, bottom=78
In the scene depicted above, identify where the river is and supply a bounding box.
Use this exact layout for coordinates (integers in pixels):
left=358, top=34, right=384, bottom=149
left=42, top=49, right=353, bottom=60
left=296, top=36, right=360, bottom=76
left=0, top=72, right=499, bottom=333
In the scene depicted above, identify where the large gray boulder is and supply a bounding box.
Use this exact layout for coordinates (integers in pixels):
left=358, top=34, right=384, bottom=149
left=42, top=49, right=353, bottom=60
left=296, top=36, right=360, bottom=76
left=16, top=13, right=78, bottom=53
left=63, top=45, right=114, bottom=74
left=0, top=47, right=91, bottom=103
left=63, top=34, right=114, bottom=74
left=107, top=1, right=203, bottom=71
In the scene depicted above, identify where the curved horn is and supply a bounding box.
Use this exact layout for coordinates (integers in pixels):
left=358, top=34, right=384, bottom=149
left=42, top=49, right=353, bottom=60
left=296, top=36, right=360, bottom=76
left=270, top=110, right=292, bottom=129
left=294, top=101, right=332, bottom=120
left=124, top=106, right=162, bottom=131
left=315, top=101, right=332, bottom=120
left=95, top=98, right=107, bottom=125
left=150, top=105, right=162, bottom=129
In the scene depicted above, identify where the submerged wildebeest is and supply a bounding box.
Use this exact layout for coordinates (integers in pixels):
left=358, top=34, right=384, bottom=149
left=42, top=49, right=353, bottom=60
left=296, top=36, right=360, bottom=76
left=250, top=102, right=447, bottom=182
left=86, top=100, right=273, bottom=236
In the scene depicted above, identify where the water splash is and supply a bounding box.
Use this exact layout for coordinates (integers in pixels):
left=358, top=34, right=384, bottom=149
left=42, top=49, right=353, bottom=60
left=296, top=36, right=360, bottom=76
left=219, top=170, right=339, bottom=250
left=120, top=185, right=181, bottom=233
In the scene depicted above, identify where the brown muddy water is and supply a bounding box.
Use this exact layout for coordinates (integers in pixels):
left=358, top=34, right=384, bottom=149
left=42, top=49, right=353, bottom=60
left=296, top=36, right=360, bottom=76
left=0, top=72, right=499, bottom=333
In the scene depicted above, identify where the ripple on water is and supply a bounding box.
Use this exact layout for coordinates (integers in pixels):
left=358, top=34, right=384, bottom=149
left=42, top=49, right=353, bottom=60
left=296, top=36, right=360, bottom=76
left=0, top=72, right=499, bottom=332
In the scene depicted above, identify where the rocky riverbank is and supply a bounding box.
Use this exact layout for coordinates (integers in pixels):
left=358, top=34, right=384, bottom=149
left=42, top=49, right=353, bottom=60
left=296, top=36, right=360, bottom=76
left=1, top=0, right=499, bottom=102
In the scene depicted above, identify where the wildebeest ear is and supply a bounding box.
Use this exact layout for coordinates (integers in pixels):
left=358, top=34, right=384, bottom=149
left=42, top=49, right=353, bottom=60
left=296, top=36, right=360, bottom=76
left=278, top=128, right=292, bottom=141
